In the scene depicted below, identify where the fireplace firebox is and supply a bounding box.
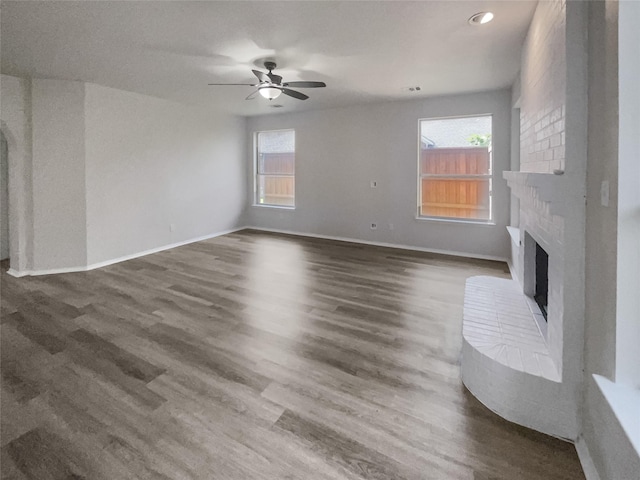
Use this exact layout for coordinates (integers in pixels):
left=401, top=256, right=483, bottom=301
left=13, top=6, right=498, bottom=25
left=535, top=243, right=549, bottom=320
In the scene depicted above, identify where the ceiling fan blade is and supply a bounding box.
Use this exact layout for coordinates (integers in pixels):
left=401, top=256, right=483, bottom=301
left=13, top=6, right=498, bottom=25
left=252, top=69, right=271, bottom=83
left=208, top=83, right=257, bottom=86
left=282, top=81, right=326, bottom=88
left=245, top=90, right=260, bottom=100
left=280, top=88, right=309, bottom=101
left=267, top=73, right=282, bottom=84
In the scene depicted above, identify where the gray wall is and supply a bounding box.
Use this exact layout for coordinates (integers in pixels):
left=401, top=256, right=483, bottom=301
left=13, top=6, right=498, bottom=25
left=84, top=84, right=246, bottom=265
left=245, top=90, right=512, bottom=260
left=582, top=1, right=640, bottom=478
left=31, top=79, right=88, bottom=270
left=1, top=77, right=247, bottom=274
left=0, top=75, right=34, bottom=274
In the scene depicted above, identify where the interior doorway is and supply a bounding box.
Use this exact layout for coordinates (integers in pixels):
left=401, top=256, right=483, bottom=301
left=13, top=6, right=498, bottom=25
left=1, top=130, right=9, bottom=261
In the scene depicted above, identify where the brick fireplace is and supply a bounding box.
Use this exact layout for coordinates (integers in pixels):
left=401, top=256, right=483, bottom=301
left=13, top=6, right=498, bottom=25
left=461, top=170, right=584, bottom=440
left=460, top=0, right=588, bottom=441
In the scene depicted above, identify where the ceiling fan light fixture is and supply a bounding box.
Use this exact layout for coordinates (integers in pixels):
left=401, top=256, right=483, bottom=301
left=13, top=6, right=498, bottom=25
left=209, top=61, right=323, bottom=101
left=468, top=12, right=494, bottom=25
left=259, top=86, right=282, bottom=100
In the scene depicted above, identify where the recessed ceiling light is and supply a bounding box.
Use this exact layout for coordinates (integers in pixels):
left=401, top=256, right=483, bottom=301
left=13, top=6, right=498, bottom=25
left=468, top=12, right=494, bottom=25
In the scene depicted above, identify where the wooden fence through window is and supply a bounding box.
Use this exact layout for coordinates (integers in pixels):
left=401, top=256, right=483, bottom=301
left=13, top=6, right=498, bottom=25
left=420, top=147, right=491, bottom=220
left=258, top=152, right=295, bottom=206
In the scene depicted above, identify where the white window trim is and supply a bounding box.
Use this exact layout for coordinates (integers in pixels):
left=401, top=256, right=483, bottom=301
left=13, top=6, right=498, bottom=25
left=615, top=0, right=640, bottom=391
left=251, top=204, right=295, bottom=211
left=416, top=114, right=494, bottom=224
left=253, top=129, right=296, bottom=209
left=595, top=0, right=640, bottom=460
left=414, top=216, right=496, bottom=226
left=593, top=375, right=640, bottom=455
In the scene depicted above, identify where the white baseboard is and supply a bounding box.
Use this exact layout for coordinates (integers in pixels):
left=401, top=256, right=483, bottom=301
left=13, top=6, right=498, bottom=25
left=8, top=265, right=86, bottom=277
left=245, top=226, right=508, bottom=263
left=6, top=227, right=244, bottom=277
left=7, top=226, right=508, bottom=277
left=575, top=436, right=602, bottom=480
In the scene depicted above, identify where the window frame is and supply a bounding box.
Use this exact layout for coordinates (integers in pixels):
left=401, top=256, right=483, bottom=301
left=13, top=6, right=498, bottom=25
left=615, top=0, right=640, bottom=390
left=253, top=128, right=296, bottom=209
left=416, top=114, right=494, bottom=223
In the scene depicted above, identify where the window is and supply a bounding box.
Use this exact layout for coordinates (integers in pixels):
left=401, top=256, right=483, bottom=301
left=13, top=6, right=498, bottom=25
left=418, top=115, right=492, bottom=221
left=255, top=129, right=295, bottom=207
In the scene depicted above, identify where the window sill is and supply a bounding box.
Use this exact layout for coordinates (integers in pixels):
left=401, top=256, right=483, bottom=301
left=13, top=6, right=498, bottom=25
left=252, top=204, right=295, bottom=210
left=415, top=216, right=496, bottom=226
left=593, top=374, right=640, bottom=456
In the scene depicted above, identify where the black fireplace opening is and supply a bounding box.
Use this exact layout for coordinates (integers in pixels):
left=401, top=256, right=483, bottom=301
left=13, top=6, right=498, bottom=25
left=535, top=243, right=549, bottom=321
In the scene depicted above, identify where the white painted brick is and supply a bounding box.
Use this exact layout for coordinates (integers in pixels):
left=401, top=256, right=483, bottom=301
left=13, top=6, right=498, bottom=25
left=520, top=0, right=566, bottom=173
left=469, top=0, right=586, bottom=440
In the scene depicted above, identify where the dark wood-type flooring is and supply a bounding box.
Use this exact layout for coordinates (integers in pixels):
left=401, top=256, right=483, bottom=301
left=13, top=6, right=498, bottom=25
left=0, top=230, right=585, bottom=479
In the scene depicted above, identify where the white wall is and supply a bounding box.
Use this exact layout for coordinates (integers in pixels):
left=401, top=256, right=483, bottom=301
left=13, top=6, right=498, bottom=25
left=31, top=79, right=87, bottom=271
left=246, top=90, right=512, bottom=260
left=84, top=84, right=246, bottom=265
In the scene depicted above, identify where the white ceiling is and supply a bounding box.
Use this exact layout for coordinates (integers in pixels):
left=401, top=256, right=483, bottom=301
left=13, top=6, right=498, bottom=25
left=1, top=1, right=536, bottom=117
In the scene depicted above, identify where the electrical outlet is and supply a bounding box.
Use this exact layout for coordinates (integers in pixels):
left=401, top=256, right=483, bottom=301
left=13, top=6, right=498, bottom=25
left=370, top=180, right=378, bottom=188
left=370, top=223, right=377, bottom=230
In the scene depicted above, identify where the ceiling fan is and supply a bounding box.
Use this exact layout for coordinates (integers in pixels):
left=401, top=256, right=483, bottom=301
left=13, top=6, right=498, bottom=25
left=208, top=61, right=326, bottom=101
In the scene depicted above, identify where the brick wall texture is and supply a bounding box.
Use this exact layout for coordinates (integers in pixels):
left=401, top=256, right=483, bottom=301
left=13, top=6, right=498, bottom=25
left=520, top=0, right=567, bottom=173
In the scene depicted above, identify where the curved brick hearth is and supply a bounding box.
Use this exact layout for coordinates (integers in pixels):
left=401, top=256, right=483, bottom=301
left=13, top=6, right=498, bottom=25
left=461, top=276, right=572, bottom=438
left=462, top=276, right=559, bottom=381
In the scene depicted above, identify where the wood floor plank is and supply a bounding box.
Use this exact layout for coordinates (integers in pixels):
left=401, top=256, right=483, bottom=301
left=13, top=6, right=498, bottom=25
left=4, top=428, right=89, bottom=480
left=263, top=383, right=477, bottom=479
left=68, top=328, right=166, bottom=383
left=274, top=409, right=430, bottom=480
left=0, top=230, right=585, bottom=479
